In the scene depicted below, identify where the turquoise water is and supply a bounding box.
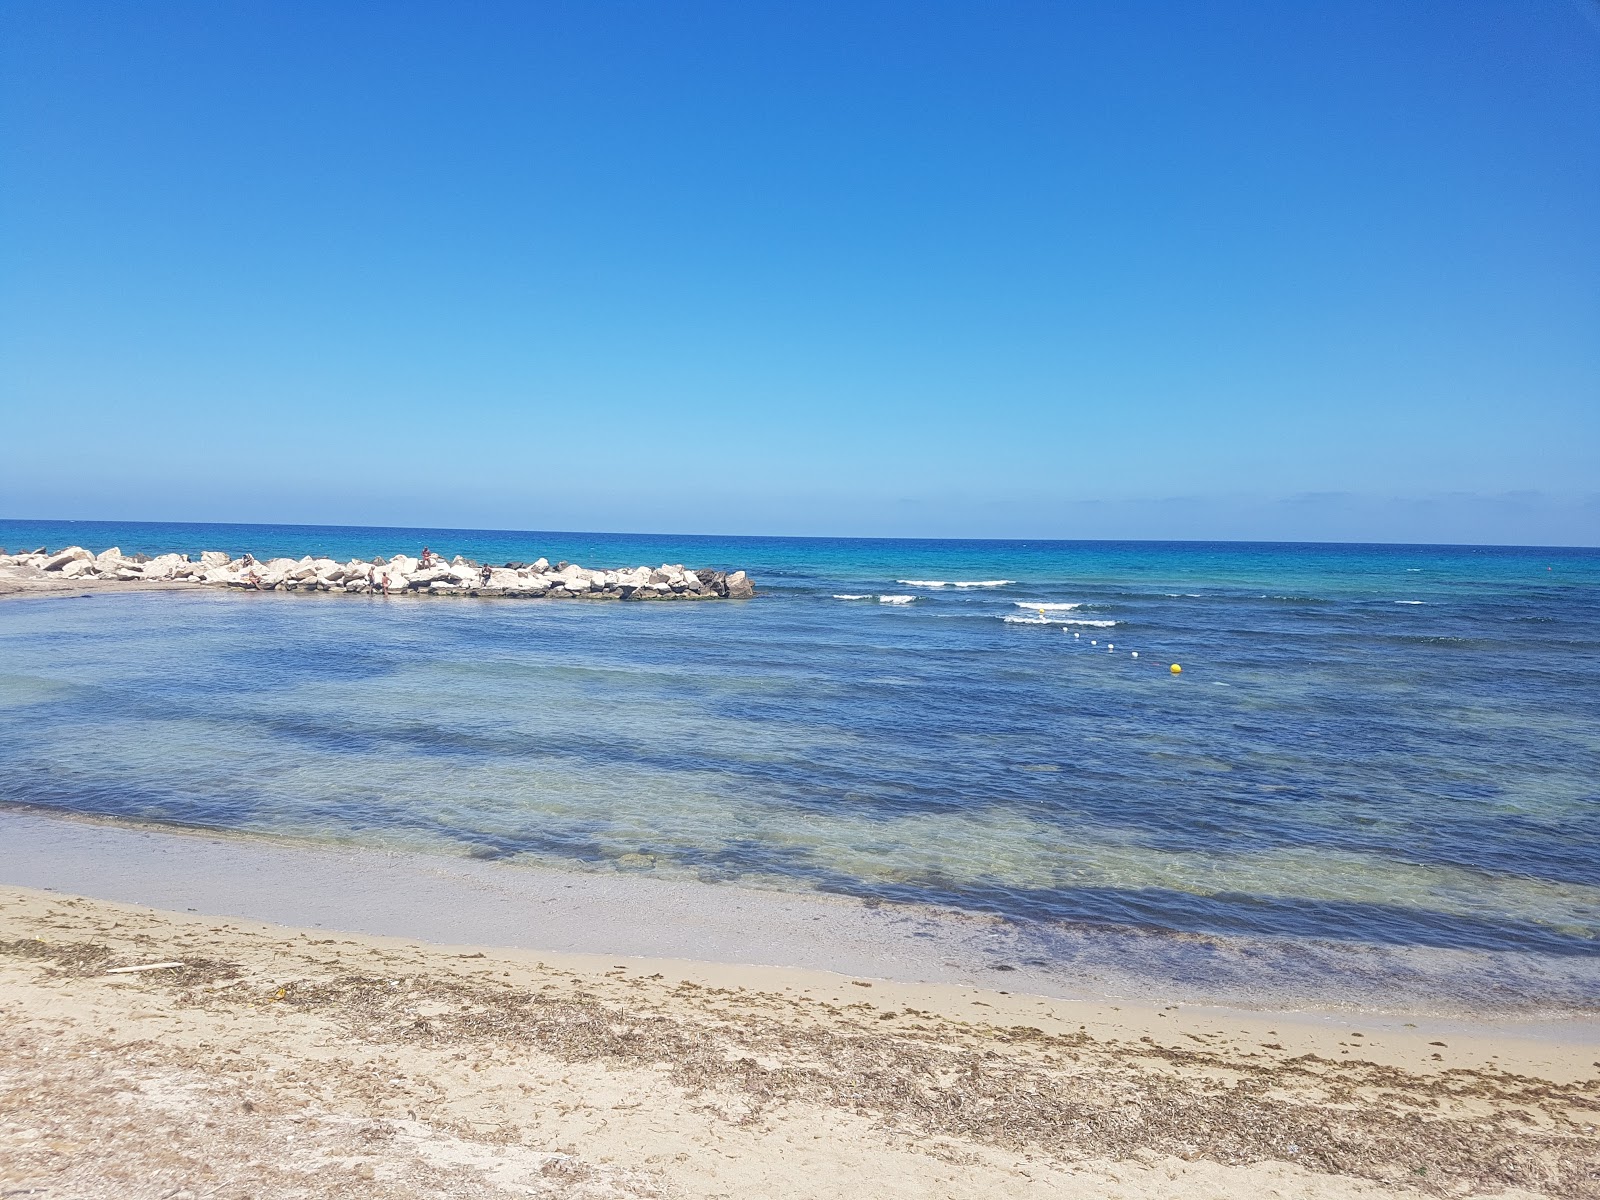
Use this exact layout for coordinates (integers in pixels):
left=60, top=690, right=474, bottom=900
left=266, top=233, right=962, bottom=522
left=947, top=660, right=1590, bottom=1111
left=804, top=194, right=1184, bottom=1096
left=3, top=519, right=1598, bottom=1006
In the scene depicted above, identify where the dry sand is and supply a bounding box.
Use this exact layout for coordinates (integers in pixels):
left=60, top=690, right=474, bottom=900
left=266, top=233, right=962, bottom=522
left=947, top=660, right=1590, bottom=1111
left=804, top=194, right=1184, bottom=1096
left=2, top=884, right=1597, bottom=1200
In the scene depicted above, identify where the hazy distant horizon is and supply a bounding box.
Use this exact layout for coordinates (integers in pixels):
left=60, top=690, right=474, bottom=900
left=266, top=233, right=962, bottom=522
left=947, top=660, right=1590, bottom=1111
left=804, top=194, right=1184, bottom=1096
left=3, top=510, right=1596, bottom=551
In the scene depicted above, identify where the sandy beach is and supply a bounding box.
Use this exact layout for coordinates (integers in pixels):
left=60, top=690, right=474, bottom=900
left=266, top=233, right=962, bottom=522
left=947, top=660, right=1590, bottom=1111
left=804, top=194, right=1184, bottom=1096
left=2, top=875, right=1597, bottom=1200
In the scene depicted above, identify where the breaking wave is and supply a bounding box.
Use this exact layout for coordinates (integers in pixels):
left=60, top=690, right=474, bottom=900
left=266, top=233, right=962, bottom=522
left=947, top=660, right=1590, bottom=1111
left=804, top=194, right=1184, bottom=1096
left=1003, top=615, right=1119, bottom=627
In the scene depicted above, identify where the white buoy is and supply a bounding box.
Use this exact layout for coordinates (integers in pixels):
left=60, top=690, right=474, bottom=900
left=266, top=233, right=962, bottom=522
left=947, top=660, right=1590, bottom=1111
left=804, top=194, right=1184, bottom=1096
left=1131, top=651, right=1139, bottom=658
left=1108, top=643, right=1114, bottom=650
left=1091, top=640, right=1097, bottom=645
left=1074, top=632, right=1080, bottom=639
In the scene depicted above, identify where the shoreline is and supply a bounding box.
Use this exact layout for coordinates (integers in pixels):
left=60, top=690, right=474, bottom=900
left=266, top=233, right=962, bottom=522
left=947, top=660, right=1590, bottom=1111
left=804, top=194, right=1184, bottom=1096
left=2, top=882, right=1596, bottom=1199
left=4, top=805, right=1597, bottom=1032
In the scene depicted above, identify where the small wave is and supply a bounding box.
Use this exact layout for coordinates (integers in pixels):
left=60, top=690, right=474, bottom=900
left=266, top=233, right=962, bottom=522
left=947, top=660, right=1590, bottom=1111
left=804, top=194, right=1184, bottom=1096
left=879, top=594, right=916, bottom=605
left=1394, top=600, right=1426, bottom=605
left=832, top=594, right=872, bottom=601
left=897, top=579, right=1014, bottom=588
left=1013, top=601, right=1081, bottom=610
left=1003, top=614, right=1118, bottom=627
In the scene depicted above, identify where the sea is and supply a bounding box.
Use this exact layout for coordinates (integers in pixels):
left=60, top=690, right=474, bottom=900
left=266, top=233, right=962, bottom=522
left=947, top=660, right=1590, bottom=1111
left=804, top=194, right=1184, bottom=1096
left=3, top=518, right=1598, bottom=1014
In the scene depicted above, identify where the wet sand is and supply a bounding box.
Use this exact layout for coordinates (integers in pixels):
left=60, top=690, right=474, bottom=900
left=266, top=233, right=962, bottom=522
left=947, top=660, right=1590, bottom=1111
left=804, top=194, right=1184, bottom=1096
left=0, top=562, right=193, bottom=601
left=2, top=817, right=1599, bottom=1198
left=4, top=807, right=1598, bottom=1022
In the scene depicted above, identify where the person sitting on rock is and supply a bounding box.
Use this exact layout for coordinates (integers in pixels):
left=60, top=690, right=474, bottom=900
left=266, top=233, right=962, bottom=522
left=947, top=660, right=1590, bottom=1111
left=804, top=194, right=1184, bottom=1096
left=479, top=563, right=493, bottom=586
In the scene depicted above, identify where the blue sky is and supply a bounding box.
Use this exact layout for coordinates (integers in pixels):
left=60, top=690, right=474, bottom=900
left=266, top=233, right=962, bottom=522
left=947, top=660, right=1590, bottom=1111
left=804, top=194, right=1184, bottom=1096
left=2, top=1, right=1596, bottom=544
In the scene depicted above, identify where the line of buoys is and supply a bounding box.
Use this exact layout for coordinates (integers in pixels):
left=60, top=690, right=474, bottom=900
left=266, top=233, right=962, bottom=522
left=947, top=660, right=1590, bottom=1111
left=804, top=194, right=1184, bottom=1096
left=1047, top=606, right=1183, bottom=679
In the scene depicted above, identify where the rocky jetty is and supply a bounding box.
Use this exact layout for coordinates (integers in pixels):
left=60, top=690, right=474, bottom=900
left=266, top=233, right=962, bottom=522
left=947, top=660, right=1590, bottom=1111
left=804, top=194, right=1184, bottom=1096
left=0, top=545, right=755, bottom=601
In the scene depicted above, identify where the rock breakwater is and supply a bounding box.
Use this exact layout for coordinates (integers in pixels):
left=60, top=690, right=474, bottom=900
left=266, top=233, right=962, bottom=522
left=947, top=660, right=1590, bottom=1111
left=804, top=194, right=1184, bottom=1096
left=0, top=545, right=755, bottom=601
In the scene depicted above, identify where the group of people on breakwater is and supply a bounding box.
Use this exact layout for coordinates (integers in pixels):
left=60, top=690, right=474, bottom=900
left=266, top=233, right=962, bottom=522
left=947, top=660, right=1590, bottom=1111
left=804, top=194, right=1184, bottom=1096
left=0, top=545, right=755, bottom=601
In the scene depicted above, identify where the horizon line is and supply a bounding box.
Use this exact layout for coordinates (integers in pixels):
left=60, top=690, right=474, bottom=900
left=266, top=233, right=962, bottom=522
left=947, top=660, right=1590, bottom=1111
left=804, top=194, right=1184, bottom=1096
left=2, top=515, right=1595, bottom=553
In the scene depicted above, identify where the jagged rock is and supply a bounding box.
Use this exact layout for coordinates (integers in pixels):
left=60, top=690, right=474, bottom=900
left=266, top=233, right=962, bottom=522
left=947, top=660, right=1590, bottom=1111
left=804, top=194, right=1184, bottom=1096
left=725, top=570, right=754, bottom=598
left=200, top=550, right=230, bottom=567
left=42, top=547, right=92, bottom=571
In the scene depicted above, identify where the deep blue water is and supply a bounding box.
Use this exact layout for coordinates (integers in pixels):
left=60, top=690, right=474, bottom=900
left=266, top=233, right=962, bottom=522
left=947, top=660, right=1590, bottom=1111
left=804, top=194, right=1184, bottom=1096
left=3, top=519, right=1598, bottom=997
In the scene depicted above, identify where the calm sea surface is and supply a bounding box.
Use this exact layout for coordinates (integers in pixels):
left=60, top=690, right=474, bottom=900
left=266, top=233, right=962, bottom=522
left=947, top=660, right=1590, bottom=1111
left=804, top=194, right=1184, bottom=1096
left=3, top=519, right=1598, bottom=1007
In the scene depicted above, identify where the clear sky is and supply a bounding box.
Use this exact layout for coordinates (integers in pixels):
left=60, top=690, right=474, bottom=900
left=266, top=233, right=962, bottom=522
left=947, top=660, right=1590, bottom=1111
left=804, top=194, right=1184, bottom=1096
left=2, top=1, right=1597, bottom=544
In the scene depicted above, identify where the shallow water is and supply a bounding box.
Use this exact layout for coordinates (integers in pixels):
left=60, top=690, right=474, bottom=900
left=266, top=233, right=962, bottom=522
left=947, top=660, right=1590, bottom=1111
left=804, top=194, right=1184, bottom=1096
left=2, top=520, right=1598, bottom=1008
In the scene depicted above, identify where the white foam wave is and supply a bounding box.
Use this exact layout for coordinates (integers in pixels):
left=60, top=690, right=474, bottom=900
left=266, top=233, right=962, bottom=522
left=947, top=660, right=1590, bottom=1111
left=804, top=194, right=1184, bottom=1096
left=897, top=579, right=1014, bottom=588
left=1013, top=601, right=1081, bottom=610
left=1002, top=615, right=1118, bottom=627
left=878, top=594, right=916, bottom=604
left=832, top=594, right=872, bottom=601
left=1394, top=600, right=1425, bottom=605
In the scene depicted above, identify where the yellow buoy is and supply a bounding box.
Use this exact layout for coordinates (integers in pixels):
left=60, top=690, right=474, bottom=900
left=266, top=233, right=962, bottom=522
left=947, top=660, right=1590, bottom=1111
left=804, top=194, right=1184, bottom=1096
left=1170, top=663, right=1182, bottom=674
